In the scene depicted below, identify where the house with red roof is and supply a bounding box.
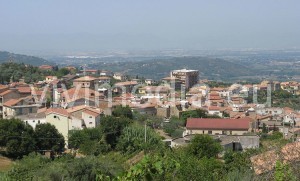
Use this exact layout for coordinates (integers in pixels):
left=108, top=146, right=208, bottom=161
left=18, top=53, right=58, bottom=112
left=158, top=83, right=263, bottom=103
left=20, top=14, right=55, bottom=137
left=185, top=118, right=252, bottom=136
left=113, top=81, right=138, bottom=94
left=73, top=76, right=98, bottom=89
left=39, top=65, right=54, bottom=71
left=46, top=106, right=103, bottom=147
left=0, top=89, right=20, bottom=118
left=16, top=86, right=32, bottom=98
left=207, top=106, right=223, bottom=117
left=2, top=96, right=39, bottom=119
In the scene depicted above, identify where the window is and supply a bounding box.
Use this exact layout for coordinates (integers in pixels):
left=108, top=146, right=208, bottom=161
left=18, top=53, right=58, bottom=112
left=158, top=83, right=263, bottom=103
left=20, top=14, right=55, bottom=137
left=38, top=120, right=40, bottom=124
left=29, top=107, right=33, bottom=113
left=17, top=108, right=23, bottom=115
left=89, top=122, right=93, bottom=124
left=222, top=131, right=226, bottom=135
left=89, top=116, right=92, bottom=118
left=33, top=120, right=35, bottom=123
left=208, top=130, right=212, bottom=134
left=54, top=115, right=57, bottom=118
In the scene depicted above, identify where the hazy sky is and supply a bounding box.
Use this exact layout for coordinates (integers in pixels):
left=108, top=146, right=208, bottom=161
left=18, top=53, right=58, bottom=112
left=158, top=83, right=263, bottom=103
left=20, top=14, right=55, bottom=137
left=1, top=0, right=300, bottom=53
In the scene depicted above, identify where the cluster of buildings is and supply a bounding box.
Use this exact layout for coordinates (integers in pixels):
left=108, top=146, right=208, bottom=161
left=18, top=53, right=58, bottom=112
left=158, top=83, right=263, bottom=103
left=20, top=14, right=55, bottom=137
left=1, top=66, right=300, bottom=149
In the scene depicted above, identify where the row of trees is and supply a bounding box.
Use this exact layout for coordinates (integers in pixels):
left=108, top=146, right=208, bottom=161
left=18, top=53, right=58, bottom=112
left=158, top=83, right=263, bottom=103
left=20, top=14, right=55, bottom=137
left=0, top=62, right=74, bottom=84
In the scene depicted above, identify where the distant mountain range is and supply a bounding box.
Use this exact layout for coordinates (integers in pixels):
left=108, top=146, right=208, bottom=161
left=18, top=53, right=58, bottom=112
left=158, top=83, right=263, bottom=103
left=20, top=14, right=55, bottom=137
left=0, top=51, right=54, bottom=66
left=90, top=56, right=255, bottom=80
left=1, top=51, right=298, bottom=82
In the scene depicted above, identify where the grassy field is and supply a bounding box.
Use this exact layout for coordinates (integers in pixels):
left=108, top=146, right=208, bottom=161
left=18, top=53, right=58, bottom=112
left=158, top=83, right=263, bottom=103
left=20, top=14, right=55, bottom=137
left=0, top=156, right=13, bottom=172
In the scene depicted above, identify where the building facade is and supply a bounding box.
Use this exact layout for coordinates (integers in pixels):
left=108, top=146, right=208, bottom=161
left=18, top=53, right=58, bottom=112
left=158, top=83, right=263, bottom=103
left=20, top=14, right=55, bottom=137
left=170, top=69, right=199, bottom=89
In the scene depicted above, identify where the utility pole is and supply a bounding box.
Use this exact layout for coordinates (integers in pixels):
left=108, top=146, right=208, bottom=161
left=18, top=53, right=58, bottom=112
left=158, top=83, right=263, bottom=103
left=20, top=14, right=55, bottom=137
left=144, top=122, right=147, bottom=143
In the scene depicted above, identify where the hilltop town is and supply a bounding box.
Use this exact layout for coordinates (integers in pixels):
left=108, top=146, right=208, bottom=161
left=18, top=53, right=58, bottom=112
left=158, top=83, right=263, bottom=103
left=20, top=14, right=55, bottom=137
left=1, top=62, right=300, bottom=180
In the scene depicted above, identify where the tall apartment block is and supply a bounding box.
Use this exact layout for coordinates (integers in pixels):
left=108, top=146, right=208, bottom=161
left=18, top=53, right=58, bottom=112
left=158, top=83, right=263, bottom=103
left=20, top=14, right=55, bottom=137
left=170, top=69, right=199, bottom=89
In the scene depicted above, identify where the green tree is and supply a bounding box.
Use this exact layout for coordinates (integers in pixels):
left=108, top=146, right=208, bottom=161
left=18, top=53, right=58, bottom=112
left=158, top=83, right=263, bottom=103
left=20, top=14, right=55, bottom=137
left=262, top=123, right=268, bottom=133
left=34, top=123, right=65, bottom=152
left=163, top=116, right=185, bottom=138
left=117, top=125, right=163, bottom=155
left=180, top=109, right=220, bottom=125
left=187, top=134, right=222, bottom=159
left=112, top=105, right=133, bottom=119
left=0, top=118, right=36, bottom=158
left=100, top=116, right=132, bottom=148
left=121, top=154, right=180, bottom=180
left=275, top=161, right=296, bottom=181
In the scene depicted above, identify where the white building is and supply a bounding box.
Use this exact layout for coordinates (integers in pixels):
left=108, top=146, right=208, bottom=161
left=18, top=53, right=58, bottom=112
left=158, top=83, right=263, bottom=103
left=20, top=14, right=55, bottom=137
left=16, top=112, right=46, bottom=129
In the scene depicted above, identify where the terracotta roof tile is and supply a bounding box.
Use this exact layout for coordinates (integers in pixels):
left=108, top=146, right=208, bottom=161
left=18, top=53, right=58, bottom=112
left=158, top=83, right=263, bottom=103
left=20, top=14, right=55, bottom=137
left=67, top=105, right=87, bottom=113
left=115, top=81, right=138, bottom=86
left=17, top=86, right=31, bottom=93
left=3, top=99, right=21, bottom=107
left=74, top=76, right=97, bottom=81
left=83, top=109, right=102, bottom=117
left=0, top=90, right=14, bottom=96
left=208, top=106, right=221, bottom=111
left=62, top=88, right=103, bottom=101
left=186, top=118, right=251, bottom=130
left=46, top=108, right=69, bottom=117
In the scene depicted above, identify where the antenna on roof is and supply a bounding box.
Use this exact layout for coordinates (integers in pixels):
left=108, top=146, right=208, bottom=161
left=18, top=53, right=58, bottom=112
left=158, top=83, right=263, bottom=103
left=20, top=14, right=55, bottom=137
left=83, top=64, right=87, bottom=76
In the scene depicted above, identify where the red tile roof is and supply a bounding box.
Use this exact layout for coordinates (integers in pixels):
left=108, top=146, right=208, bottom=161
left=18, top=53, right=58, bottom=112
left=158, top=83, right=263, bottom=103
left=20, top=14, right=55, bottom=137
left=186, top=118, right=251, bottom=130
left=208, top=106, right=220, bottom=111
left=81, top=69, right=98, bottom=72
left=83, top=109, right=101, bottom=117
left=115, top=81, right=138, bottom=86
left=17, top=86, right=31, bottom=93
left=74, top=76, right=97, bottom=81
left=209, top=96, right=222, bottom=100
left=0, top=85, right=8, bottom=89
left=0, top=90, right=14, bottom=96
left=46, top=108, right=69, bottom=117
left=3, top=99, right=22, bottom=107
left=67, top=105, right=87, bottom=113
left=39, top=65, right=54, bottom=70
left=62, top=88, right=102, bottom=101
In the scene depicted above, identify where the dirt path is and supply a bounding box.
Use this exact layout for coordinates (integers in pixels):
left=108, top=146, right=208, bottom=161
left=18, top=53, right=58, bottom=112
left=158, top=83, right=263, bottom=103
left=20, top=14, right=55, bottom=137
left=0, top=156, right=13, bottom=172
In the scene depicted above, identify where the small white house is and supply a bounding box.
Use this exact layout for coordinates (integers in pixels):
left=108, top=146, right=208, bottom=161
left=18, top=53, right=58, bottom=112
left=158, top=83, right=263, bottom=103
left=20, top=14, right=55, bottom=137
left=208, top=106, right=223, bottom=117
left=256, top=107, right=283, bottom=116
left=17, top=112, right=46, bottom=129
left=82, top=109, right=101, bottom=128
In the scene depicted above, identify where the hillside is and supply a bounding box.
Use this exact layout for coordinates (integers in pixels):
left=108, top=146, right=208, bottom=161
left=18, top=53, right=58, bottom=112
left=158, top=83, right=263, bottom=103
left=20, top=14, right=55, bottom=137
left=0, top=51, right=53, bottom=66
left=90, top=56, right=255, bottom=80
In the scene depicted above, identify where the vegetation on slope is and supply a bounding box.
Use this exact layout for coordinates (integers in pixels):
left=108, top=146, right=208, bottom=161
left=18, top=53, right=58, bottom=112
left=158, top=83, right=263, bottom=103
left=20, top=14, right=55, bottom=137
left=0, top=51, right=53, bottom=66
